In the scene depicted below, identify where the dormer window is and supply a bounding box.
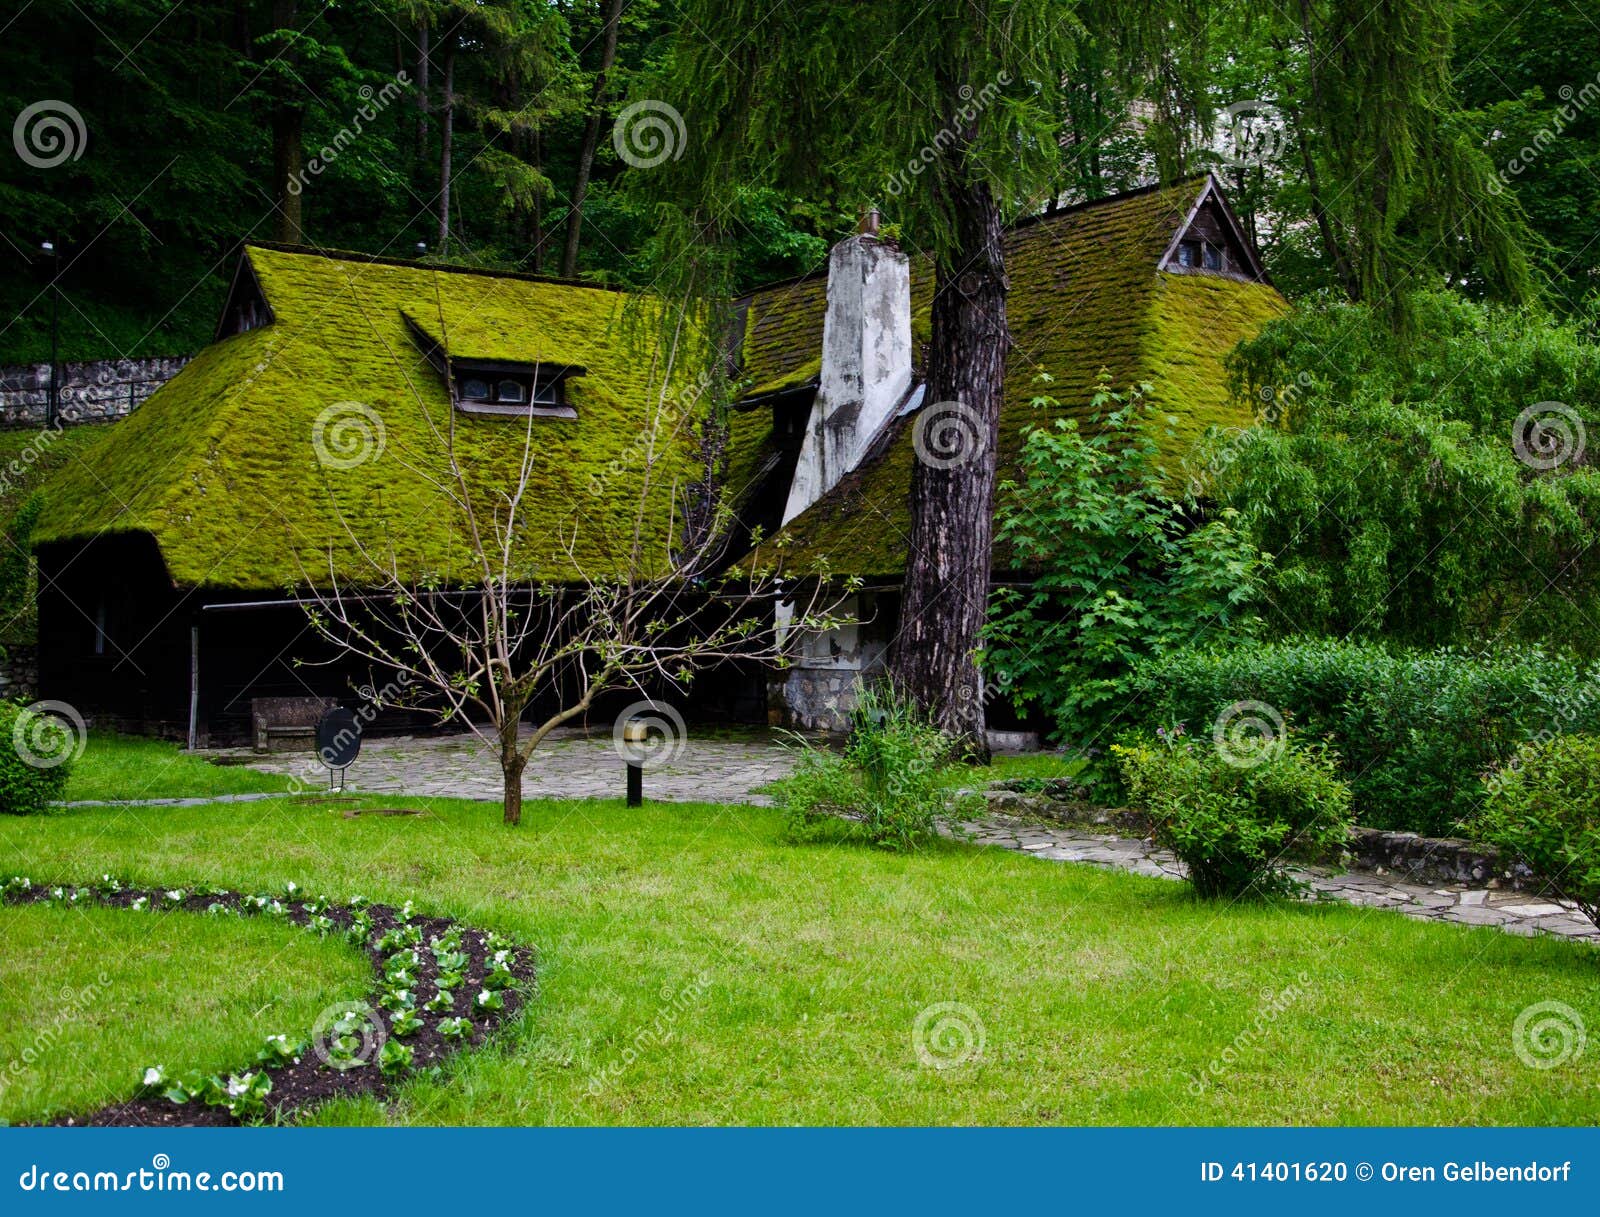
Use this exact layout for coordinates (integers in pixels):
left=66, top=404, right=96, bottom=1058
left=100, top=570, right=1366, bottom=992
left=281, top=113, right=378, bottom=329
left=450, top=360, right=583, bottom=418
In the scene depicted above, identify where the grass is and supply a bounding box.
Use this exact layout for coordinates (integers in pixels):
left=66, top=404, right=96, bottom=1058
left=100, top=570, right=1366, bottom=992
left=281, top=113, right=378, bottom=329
left=63, top=733, right=293, bottom=803
left=2, top=783, right=1596, bottom=1126
left=0, top=901, right=370, bottom=1123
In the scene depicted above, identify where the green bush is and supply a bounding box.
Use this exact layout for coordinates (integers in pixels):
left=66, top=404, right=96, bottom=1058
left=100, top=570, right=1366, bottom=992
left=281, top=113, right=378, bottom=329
left=0, top=701, right=72, bottom=814
left=1131, top=641, right=1600, bottom=835
left=984, top=373, right=1268, bottom=779
left=774, top=685, right=980, bottom=851
left=1113, top=730, right=1353, bottom=900
left=1478, top=734, right=1600, bottom=929
left=1213, top=291, right=1600, bottom=653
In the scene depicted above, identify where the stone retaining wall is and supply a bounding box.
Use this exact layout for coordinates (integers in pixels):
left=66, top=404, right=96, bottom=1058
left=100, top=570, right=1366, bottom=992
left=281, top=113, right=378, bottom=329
left=0, top=644, right=38, bottom=702
left=0, top=356, right=188, bottom=427
left=984, top=783, right=1537, bottom=891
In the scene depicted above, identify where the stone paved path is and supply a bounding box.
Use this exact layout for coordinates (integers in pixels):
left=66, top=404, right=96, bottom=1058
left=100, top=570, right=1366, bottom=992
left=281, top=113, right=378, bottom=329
left=210, top=726, right=798, bottom=806
left=961, top=815, right=1599, bottom=944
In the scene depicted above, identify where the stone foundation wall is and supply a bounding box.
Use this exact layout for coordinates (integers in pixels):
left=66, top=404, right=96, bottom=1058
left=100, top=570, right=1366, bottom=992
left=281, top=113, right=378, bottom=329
left=0, top=644, right=38, bottom=702
left=0, top=356, right=188, bottom=427
left=768, top=668, right=861, bottom=735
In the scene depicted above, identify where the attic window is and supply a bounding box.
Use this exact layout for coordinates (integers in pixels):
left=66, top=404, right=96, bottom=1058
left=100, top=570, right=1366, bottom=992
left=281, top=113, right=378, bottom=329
left=451, top=361, right=582, bottom=418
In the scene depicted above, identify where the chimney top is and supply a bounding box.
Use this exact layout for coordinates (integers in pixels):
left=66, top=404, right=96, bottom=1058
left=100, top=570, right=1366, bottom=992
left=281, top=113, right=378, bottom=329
left=858, top=208, right=881, bottom=237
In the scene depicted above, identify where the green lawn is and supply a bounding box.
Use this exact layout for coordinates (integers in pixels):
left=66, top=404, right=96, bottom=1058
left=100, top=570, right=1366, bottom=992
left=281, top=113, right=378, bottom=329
left=64, top=733, right=293, bottom=802
left=0, top=901, right=370, bottom=1123
left=3, top=783, right=1596, bottom=1126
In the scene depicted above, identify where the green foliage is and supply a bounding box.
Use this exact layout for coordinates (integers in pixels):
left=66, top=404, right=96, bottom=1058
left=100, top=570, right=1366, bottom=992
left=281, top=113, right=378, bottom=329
left=1478, top=734, right=1600, bottom=928
left=1213, top=292, right=1600, bottom=650
left=774, top=684, right=980, bottom=851
left=1455, top=0, right=1600, bottom=311
left=1133, top=640, right=1600, bottom=836
left=0, top=701, right=70, bottom=814
left=1113, top=730, right=1353, bottom=900
left=985, top=374, right=1268, bottom=770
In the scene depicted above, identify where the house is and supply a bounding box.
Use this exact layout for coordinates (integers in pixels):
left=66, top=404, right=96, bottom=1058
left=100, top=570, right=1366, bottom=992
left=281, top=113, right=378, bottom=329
left=32, top=173, right=1284, bottom=742
left=733, top=174, right=1285, bottom=731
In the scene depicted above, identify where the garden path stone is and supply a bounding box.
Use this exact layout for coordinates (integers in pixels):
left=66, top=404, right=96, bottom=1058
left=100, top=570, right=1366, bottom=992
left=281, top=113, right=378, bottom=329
left=954, top=814, right=1599, bottom=946
left=207, top=726, right=798, bottom=807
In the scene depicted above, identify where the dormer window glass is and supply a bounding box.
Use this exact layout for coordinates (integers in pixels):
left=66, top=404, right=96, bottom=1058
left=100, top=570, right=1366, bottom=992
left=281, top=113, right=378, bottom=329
left=449, top=360, right=583, bottom=418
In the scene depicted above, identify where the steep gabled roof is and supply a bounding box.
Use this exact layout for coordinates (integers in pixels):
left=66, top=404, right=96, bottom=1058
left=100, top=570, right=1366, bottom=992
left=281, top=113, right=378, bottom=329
left=35, top=245, right=726, bottom=589
left=755, top=176, right=1288, bottom=578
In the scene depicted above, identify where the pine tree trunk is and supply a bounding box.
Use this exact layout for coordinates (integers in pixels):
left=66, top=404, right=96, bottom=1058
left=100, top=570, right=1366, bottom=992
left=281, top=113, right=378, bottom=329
left=561, top=0, right=624, bottom=277
left=269, top=0, right=303, bottom=243
left=414, top=20, right=430, bottom=167
left=437, top=37, right=455, bottom=253
left=888, top=174, right=1007, bottom=761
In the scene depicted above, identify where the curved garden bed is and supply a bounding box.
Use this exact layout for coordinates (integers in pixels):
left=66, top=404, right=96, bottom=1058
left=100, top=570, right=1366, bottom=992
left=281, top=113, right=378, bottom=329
left=0, top=876, right=535, bottom=1126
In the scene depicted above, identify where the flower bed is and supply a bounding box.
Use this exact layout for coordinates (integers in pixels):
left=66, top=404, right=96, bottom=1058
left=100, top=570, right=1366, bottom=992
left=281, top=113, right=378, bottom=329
left=0, top=876, right=535, bottom=1126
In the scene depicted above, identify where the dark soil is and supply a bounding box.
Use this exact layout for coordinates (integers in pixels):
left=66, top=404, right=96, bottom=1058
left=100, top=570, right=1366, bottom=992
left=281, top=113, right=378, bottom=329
left=1, top=881, right=535, bottom=1127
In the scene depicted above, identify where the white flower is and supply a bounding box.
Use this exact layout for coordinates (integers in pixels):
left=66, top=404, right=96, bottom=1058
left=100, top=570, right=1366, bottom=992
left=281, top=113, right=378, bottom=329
left=492, top=949, right=512, bottom=967
left=164, top=889, right=185, bottom=903
left=475, top=990, right=492, bottom=1008
left=142, top=1066, right=165, bottom=1087
left=226, top=1073, right=254, bottom=1097
left=285, top=881, right=299, bottom=896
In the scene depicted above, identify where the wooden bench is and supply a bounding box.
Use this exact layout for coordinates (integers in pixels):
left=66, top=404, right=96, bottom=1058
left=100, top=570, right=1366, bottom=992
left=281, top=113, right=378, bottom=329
left=251, top=696, right=336, bottom=754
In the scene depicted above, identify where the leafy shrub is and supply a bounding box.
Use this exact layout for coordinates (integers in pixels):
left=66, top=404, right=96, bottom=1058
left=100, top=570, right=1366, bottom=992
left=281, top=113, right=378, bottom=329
left=1478, top=734, right=1600, bottom=928
left=1212, top=292, right=1600, bottom=653
left=985, top=373, right=1268, bottom=779
left=1132, top=641, right=1600, bottom=836
left=774, top=685, right=980, bottom=851
left=1113, top=731, right=1353, bottom=900
left=0, top=701, right=70, bottom=814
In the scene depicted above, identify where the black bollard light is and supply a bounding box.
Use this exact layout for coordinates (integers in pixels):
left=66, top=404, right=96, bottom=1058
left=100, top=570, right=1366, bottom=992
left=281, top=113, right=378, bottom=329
left=623, top=718, right=646, bottom=806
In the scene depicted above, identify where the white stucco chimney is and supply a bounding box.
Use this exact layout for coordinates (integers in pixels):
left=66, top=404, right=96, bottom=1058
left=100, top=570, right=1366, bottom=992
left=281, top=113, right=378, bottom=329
left=782, top=222, right=912, bottom=524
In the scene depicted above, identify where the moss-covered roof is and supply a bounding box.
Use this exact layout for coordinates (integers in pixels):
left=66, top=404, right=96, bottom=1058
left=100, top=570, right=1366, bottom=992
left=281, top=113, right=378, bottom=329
left=37, top=180, right=1282, bottom=591
left=757, top=179, right=1289, bottom=577
left=35, top=246, right=723, bottom=589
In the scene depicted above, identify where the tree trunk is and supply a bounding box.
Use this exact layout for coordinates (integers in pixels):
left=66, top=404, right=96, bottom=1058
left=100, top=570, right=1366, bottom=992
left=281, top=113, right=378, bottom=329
left=269, top=0, right=303, bottom=243
left=499, top=720, right=525, bottom=826
left=437, top=36, right=456, bottom=253
left=414, top=19, right=430, bottom=166
left=560, top=0, right=625, bottom=277
left=887, top=173, right=1007, bottom=761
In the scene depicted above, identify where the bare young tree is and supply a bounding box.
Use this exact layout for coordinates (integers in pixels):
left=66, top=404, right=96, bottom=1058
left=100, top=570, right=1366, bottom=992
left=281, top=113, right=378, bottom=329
left=297, top=308, right=854, bottom=825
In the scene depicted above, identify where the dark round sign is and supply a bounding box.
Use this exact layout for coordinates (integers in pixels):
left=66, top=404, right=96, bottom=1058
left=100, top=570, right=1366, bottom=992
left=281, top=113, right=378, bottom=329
left=316, top=708, right=362, bottom=769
